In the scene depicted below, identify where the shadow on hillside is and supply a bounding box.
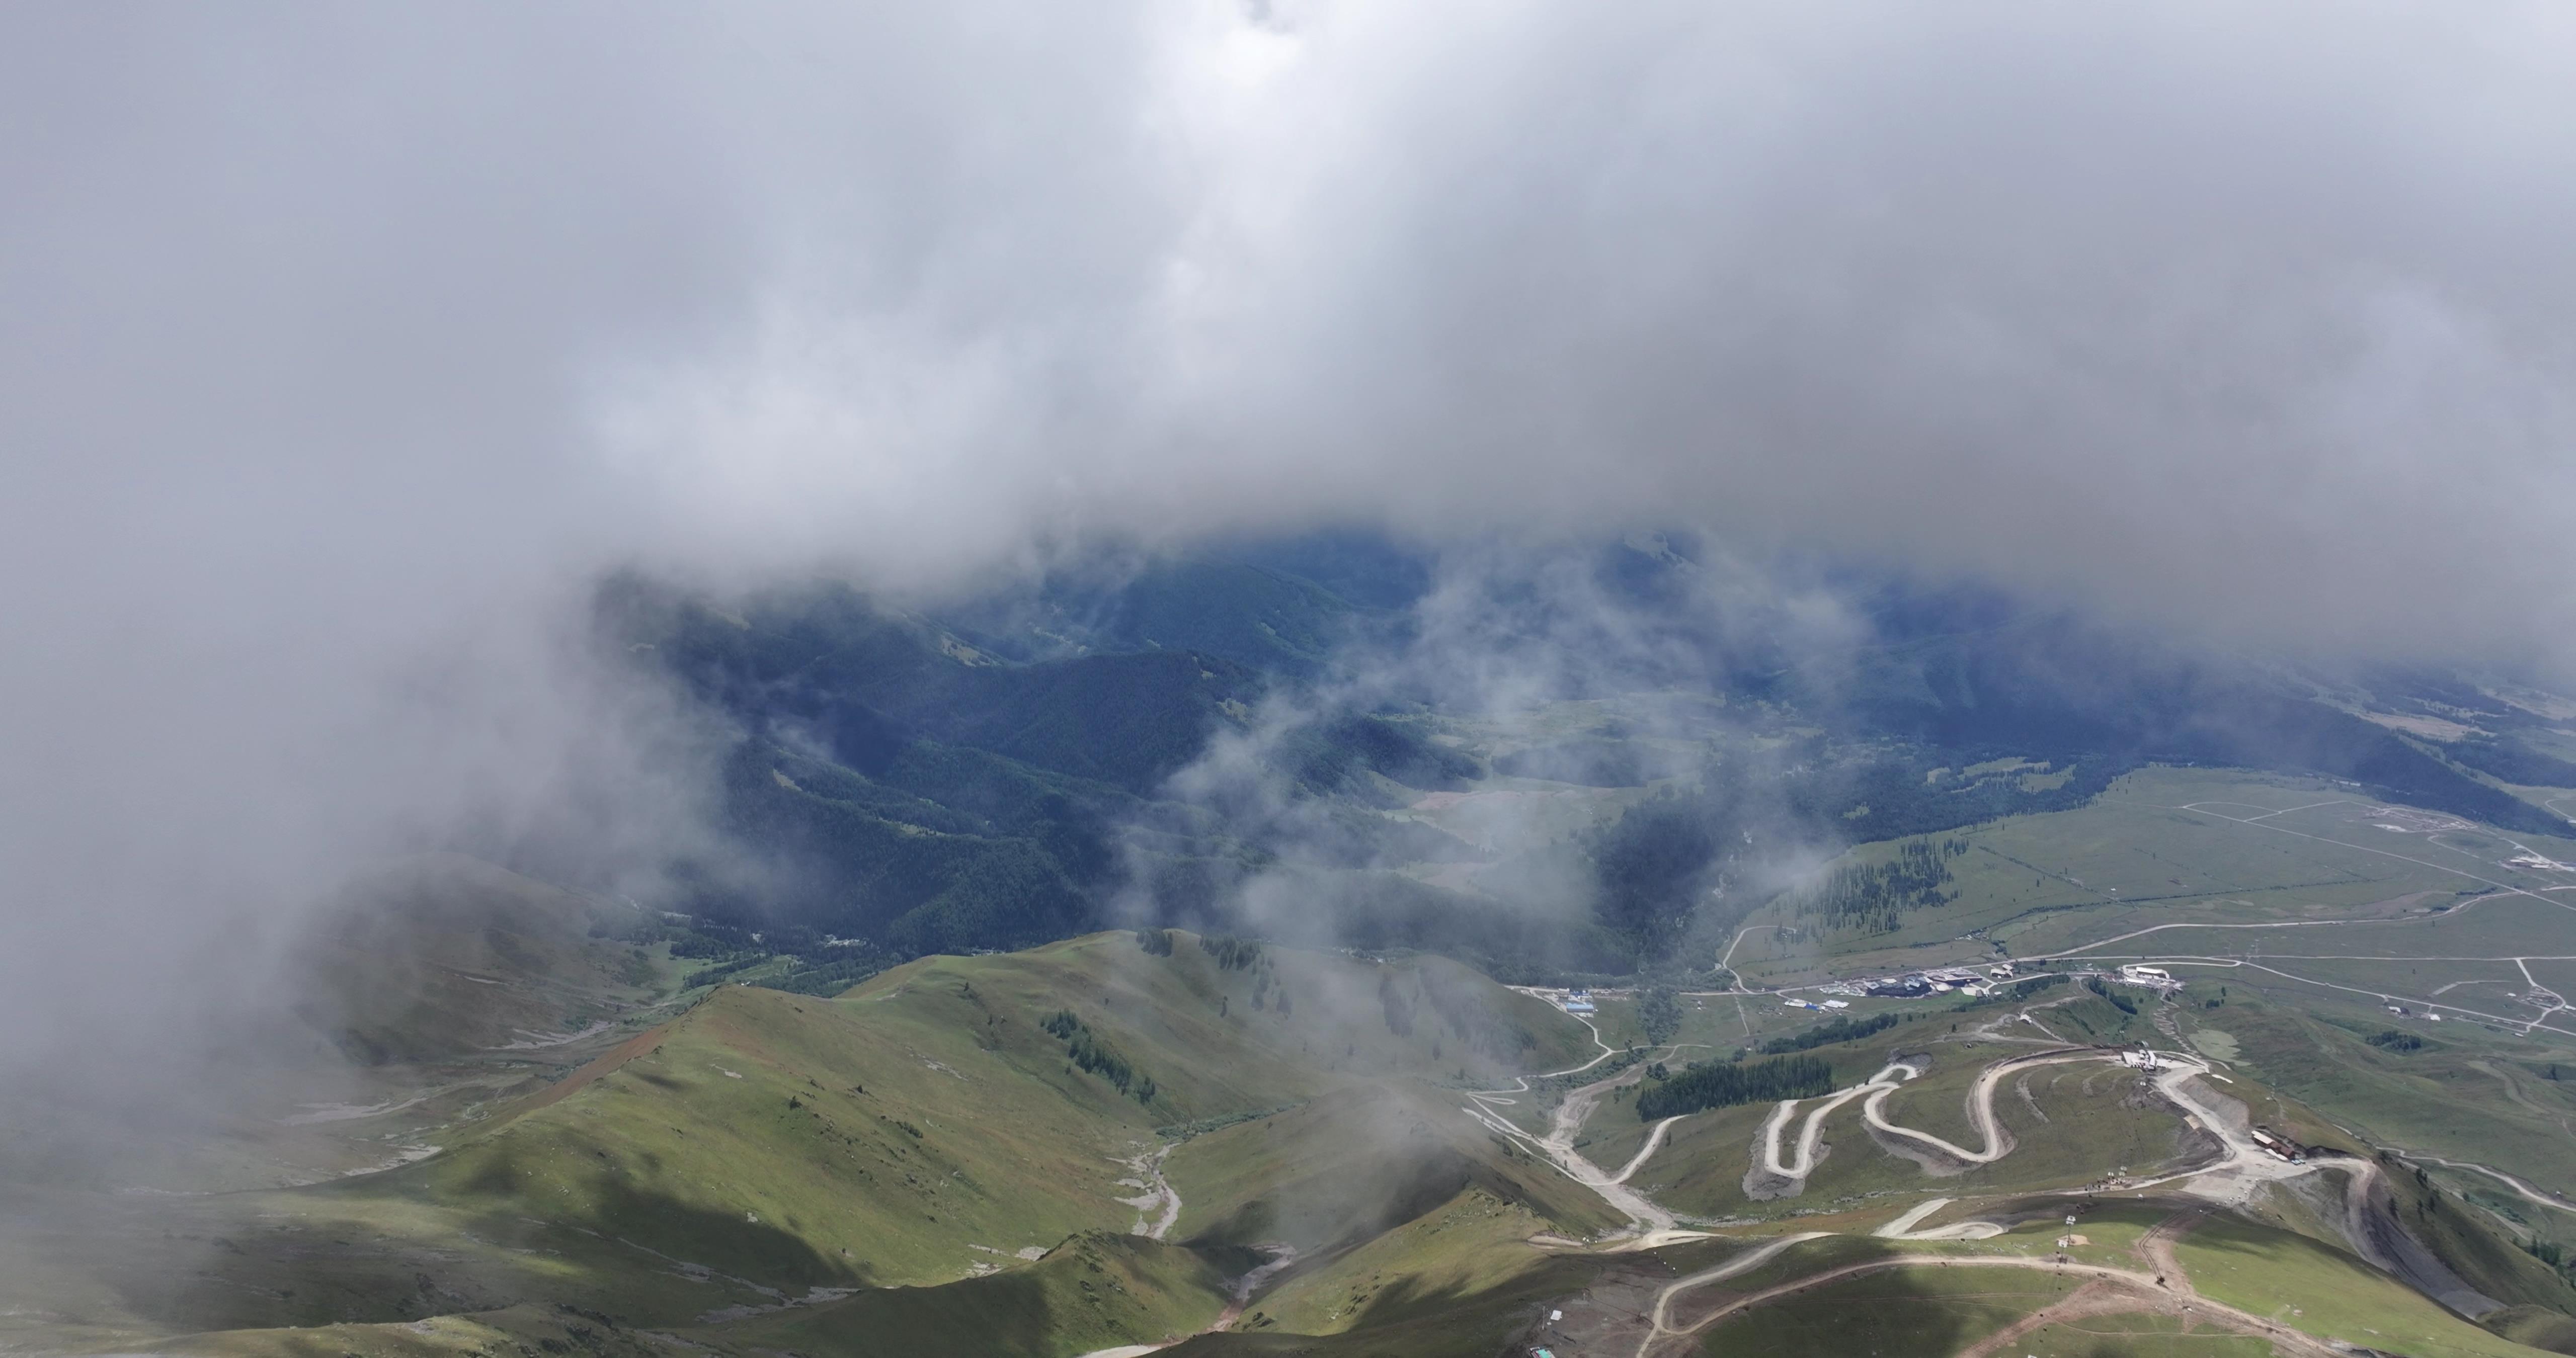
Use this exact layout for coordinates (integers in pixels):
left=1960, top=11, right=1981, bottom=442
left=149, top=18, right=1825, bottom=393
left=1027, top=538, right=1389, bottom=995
left=445, top=1155, right=876, bottom=1294
left=708, top=1233, right=1245, bottom=1357
left=1652, top=1237, right=2093, bottom=1357
left=1151, top=1267, right=1600, bottom=1358
left=96, top=1157, right=873, bottom=1337
left=714, top=1264, right=1077, bottom=1355
left=1341, top=1253, right=1594, bottom=1337
left=1186, top=1148, right=1473, bottom=1255
left=1145, top=1244, right=1597, bottom=1356
left=1181, top=1237, right=2094, bottom=1358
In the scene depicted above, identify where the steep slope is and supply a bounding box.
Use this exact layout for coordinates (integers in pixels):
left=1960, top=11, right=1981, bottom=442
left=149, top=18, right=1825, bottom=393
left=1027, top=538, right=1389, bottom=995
left=396, top=983, right=1138, bottom=1290
left=25, top=930, right=1603, bottom=1350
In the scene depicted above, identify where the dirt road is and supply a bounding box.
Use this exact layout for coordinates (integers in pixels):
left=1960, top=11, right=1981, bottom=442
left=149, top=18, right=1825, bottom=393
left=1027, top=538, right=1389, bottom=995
left=1638, top=1249, right=2346, bottom=1358
left=1864, top=1050, right=2109, bottom=1166
left=1757, top=1061, right=1919, bottom=1181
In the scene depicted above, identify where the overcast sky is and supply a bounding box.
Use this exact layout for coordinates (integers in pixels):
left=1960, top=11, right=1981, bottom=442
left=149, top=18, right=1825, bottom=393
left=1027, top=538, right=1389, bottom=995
left=4, top=1, right=2575, bottom=1085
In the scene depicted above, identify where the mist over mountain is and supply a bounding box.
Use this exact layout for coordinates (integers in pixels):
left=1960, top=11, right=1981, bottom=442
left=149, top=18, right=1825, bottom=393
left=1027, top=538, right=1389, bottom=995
left=8, top=7, right=2576, bottom=1354
left=9, top=2, right=2576, bottom=1047
left=570, top=533, right=2574, bottom=989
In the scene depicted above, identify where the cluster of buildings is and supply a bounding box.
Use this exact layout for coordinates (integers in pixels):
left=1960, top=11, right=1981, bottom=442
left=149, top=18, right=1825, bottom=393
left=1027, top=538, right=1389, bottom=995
left=1818, top=966, right=2001, bottom=1000
left=2111, top=964, right=2183, bottom=992
left=2249, top=1125, right=2306, bottom=1164
left=1797, top=958, right=2210, bottom=1007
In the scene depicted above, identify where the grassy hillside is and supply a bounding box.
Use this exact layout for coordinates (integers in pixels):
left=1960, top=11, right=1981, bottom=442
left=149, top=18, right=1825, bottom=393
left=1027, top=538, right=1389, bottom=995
left=368, top=930, right=1593, bottom=1290
left=5, top=928, right=1602, bottom=1352
left=1175, top=1190, right=1603, bottom=1357
left=2173, top=1212, right=2552, bottom=1358
left=396, top=985, right=1128, bottom=1289
left=145, top=1236, right=1245, bottom=1358
left=20, top=910, right=2576, bottom=1358
left=846, top=930, right=1598, bottom=1105
left=2177, top=980, right=2576, bottom=1205
left=1692, top=1261, right=2085, bottom=1356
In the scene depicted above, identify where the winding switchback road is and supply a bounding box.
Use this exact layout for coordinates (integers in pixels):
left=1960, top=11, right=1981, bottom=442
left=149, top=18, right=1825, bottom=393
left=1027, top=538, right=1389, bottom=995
left=1757, top=1062, right=1920, bottom=1181
left=1864, top=1050, right=2108, bottom=1166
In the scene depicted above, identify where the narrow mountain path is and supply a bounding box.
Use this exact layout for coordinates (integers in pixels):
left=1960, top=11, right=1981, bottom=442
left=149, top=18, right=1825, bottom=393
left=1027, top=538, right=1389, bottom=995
left=1463, top=1010, right=1621, bottom=1110
left=1462, top=1029, right=1703, bottom=1238
left=2469, top=1057, right=2575, bottom=1134
left=1629, top=1232, right=1831, bottom=1358
left=1637, top=1251, right=2345, bottom=1358
left=2380, top=1149, right=2576, bottom=1215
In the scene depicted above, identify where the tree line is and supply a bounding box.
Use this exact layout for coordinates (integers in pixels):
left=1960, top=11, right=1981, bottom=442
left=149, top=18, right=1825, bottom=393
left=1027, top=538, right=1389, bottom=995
left=1636, top=1054, right=1834, bottom=1120
left=1761, top=1011, right=1898, bottom=1054
left=1788, top=839, right=1967, bottom=935
left=1041, top=1008, right=1158, bottom=1104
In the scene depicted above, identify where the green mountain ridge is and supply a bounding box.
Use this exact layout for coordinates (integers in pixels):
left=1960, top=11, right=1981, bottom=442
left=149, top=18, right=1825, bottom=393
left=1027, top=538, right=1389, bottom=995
left=17, top=865, right=2576, bottom=1358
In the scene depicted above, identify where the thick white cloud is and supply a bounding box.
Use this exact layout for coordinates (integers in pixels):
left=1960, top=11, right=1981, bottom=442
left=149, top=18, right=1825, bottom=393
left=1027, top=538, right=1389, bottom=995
left=594, top=2, right=2576, bottom=656
left=4, top=0, right=2576, bottom=1095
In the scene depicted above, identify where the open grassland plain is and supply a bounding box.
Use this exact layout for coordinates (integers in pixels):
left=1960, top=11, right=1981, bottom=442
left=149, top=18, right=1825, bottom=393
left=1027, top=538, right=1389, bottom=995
left=2175, top=982, right=2576, bottom=1204
left=1724, top=767, right=2576, bottom=989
